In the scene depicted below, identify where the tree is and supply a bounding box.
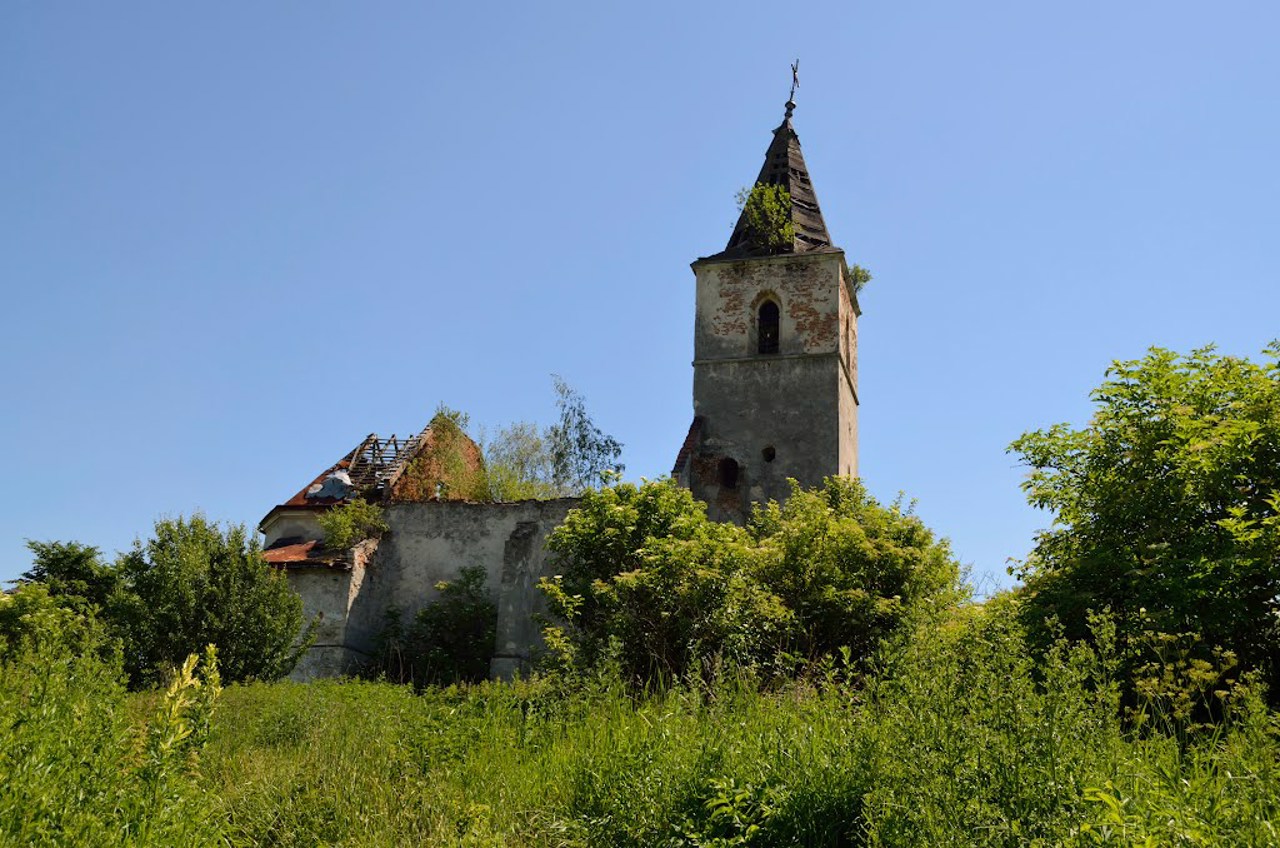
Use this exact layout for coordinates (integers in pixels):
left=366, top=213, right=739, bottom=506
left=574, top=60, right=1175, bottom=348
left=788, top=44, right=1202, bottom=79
left=20, top=540, right=119, bottom=617
left=541, top=477, right=962, bottom=683
left=110, top=515, right=310, bottom=686
left=750, top=478, right=964, bottom=664
left=542, top=479, right=787, bottom=681
left=1010, top=344, right=1280, bottom=697
left=483, top=421, right=559, bottom=501
left=547, top=376, right=624, bottom=495
left=735, top=182, right=794, bottom=253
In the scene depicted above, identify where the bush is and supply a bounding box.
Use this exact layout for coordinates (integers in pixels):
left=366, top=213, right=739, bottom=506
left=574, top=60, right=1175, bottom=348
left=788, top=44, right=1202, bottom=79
left=541, top=479, right=787, bottom=682
left=541, top=477, right=962, bottom=684
left=0, top=625, right=224, bottom=846
left=1010, top=343, right=1280, bottom=702
left=751, top=477, right=964, bottom=665
left=22, top=519, right=311, bottom=688
left=318, top=498, right=390, bottom=550
left=119, top=516, right=311, bottom=686
left=735, top=182, right=794, bottom=253
left=375, top=565, right=497, bottom=686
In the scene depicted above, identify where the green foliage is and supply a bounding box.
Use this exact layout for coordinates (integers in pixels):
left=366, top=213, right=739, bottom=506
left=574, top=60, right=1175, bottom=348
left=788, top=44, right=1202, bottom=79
left=548, top=375, right=625, bottom=495
left=542, top=477, right=962, bottom=683
left=0, top=629, right=223, bottom=846
left=5, top=606, right=1280, bottom=846
left=1010, top=343, right=1280, bottom=701
left=0, top=582, right=109, bottom=665
left=375, top=565, right=498, bottom=687
left=735, top=182, right=794, bottom=253
left=111, top=515, right=310, bottom=687
left=191, top=615, right=1277, bottom=846
left=413, top=381, right=623, bottom=503
left=21, top=517, right=311, bottom=688
left=848, top=262, right=872, bottom=294
left=542, top=479, right=787, bottom=681
left=318, top=497, right=390, bottom=550
left=751, top=478, right=964, bottom=664
left=20, top=540, right=119, bottom=616
left=408, top=405, right=491, bottom=501
left=483, top=421, right=560, bottom=501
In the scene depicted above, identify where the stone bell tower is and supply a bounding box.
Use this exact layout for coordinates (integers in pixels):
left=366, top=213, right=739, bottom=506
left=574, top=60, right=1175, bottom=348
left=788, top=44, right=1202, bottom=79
left=673, top=99, right=860, bottom=523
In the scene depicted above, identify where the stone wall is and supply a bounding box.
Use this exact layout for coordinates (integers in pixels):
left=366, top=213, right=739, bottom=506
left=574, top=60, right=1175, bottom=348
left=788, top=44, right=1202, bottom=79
left=687, top=250, right=858, bottom=521
left=284, top=498, right=578, bottom=681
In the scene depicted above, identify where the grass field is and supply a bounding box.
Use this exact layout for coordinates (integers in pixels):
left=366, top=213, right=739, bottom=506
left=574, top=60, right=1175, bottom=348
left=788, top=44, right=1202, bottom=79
left=4, top=609, right=1279, bottom=847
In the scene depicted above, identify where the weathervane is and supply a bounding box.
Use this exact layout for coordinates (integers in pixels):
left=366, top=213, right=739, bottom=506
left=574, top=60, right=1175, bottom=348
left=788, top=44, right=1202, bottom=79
left=786, top=59, right=799, bottom=119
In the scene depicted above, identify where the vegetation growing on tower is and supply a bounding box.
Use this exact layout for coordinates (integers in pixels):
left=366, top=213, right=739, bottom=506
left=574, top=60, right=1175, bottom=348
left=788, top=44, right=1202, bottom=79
left=735, top=182, right=795, bottom=253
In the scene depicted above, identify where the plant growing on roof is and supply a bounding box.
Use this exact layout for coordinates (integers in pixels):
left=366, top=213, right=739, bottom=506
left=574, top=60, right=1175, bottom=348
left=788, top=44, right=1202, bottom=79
left=318, top=499, right=389, bottom=551
left=395, top=405, right=489, bottom=502
left=735, top=182, right=794, bottom=253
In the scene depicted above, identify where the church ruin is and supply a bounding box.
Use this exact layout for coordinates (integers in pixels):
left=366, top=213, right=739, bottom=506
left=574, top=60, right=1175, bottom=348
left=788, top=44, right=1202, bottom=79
left=261, top=99, right=860, bottom=679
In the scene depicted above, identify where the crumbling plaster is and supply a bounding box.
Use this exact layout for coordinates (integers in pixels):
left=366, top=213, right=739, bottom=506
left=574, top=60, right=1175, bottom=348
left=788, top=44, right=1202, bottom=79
left=280, top=499, right=578, bottom=681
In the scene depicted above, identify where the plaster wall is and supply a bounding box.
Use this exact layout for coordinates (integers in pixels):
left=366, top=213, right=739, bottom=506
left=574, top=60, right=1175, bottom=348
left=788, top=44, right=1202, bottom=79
left=263, top=511, right=324, bottom=547
left=285, top=499, right=578, bottom=680
left=691, top=356, right=841, bottom=520
left=284, top=538, right=377, bottom=681
left=688, top=251, right=858, bottom=521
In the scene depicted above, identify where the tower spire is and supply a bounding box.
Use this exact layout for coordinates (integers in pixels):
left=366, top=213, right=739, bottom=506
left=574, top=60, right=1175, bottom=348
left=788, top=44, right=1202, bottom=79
left=717, top=75, right=837, bottom=260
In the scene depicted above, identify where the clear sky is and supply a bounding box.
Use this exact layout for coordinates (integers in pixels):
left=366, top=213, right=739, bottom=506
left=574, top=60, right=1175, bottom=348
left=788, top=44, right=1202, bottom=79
left=3, top=2, right=1278, bottom=590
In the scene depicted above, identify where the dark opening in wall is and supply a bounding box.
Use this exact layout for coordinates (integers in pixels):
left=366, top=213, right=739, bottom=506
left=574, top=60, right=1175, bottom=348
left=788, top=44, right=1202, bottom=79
left=762, top=445, right=776, bottom=463
left=718, top=457, right=740, bottom=489
left=758, top=300, right=779, bottom=355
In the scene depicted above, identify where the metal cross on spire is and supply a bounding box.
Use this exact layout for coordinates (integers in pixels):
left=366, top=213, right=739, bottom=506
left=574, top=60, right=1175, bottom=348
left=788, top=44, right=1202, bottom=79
left=785, top=60, right=799, bottom=119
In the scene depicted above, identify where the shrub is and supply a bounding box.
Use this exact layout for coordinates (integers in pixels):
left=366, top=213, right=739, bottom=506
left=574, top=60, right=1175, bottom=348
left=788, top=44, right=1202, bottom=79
left=735, top=182, right=794, bottom=253
left=750, top=477, right=965, bottom=665
left=0, top=627, right=224, bottom=846
left=375, top=565, right=497, bottom=686
left=1010, top=343, right=1280, bottom=702
left=542, top=478, right=961, bottom=684
left=318, top=498, right=390, bottom=550
left=111, top=515, right=310, bottom=687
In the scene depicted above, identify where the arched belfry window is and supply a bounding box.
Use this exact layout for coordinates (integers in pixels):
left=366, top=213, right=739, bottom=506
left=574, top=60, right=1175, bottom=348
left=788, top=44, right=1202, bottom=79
left=758, top=300, right=780, bottom=355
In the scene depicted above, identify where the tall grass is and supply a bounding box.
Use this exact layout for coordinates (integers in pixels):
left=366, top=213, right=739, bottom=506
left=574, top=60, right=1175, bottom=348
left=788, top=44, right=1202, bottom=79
left=4, top=605, right=1278, bottom=846
left=199, top=608, right=1280, bottom=846
left=0, top=621, right=224, bottom=847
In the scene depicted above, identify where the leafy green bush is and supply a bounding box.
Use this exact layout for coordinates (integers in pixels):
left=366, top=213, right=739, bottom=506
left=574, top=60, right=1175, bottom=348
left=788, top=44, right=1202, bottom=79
left=735, top=182, right=794, bottom=253
left=1010, top=343, right=1280, bottom=703
left=318, top=497, right=390, bottom=550
left=24, top=515, right=311, bottom=688
left=541, top=479, right=787, bottom=681
left=375, top=565, right=497, bottom=686
left=0, top=624, right=224, bottom=847
left=751, top=477, right=964, bottom=666
left=541, top=477, right=962, bottom=684
left=111, top=515, right=310, bottom=687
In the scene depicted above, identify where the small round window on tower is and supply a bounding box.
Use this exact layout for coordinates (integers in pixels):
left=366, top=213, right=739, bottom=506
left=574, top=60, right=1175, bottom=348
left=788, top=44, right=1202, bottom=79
left=762, top=446, right=776, bottom=463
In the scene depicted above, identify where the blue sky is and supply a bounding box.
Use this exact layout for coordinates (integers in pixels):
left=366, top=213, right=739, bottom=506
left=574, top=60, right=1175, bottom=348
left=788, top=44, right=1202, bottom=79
left=3, top=2, right=1278, bottom=589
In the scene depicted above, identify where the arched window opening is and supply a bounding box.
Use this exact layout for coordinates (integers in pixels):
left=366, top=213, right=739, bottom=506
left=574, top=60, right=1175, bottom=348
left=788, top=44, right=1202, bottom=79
left=758, top=300, right=780, bottom=355
left=718, top=458, right=740, bottom=490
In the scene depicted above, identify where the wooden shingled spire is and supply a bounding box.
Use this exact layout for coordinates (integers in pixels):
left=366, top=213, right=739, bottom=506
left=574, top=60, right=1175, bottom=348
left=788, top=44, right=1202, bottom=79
left=720, top=95, right=838, bottom=259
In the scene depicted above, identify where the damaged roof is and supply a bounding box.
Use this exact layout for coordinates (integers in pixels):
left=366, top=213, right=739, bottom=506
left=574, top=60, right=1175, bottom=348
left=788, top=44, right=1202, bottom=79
left=704, top=102, right=841, bottom=262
